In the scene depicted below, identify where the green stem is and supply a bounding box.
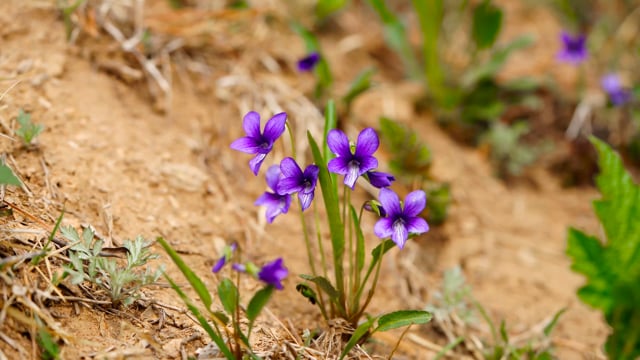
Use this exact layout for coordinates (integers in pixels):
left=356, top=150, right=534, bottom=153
left=313, top=201, right=331, bottom=319
left=314, top=201, right=329, bottom=281
left=350, top=205, right=366, bottom=314
left=300, top=210, right=317, bottom=276
left=352, top=249, right=385, bottom=323
left=234, top=267, right=242, bottom=357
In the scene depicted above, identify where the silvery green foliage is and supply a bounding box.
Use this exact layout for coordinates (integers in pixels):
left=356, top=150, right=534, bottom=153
left=426, top=266, right=474, bottom=323
left=61, top=226, right=163, bottom=306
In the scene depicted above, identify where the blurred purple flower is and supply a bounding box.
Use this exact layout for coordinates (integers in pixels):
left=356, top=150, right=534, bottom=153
left=255, top=165, right=292, bottom=223
left=276, top=157, right=319, bottom=211
left=258, top=258, right=288, bottom=290
left=557, top=31, right=588, bottom=64
left=327, top=128, right=379, bottom=189
left=297, top=52, right=320, bottom=72
left=230, top=111, right=287, bottom=175
left=374, top=188, right=429, bottom=249
left=366, top=171, right=396, bottom=188
left=601, top=74, right=631, bottom=106
left=212, top=242, right=237, bottom=273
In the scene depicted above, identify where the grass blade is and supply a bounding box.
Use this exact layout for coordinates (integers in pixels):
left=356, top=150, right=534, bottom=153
left=308, top=132, right=345, bottom=300
left=165, top=274, right=233, bottom=359
left=339, top=316, right=376, bottom=360
left=156, top=237, right=213, bottom=310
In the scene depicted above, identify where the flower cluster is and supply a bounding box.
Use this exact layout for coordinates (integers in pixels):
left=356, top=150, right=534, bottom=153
left=231, top=111, right=430, bottom=249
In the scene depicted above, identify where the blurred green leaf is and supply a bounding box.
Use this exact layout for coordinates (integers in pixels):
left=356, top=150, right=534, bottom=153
left=472, top=1, right=503, bottom=49
left=0, top=164, right=21, bottom=186
left=247, top=285, right=273, bottom=324
left=157, top=237, right=213, bottom=310
left=342, top=68, right=375, bottom=110
left=367, top=0, right=421, bottom=79
left=462, top=35, right=534, bottom=87
left=543, top=308, right=567, bottom=337
left=412, top=0, right=447, bottom=102
left=316, top=0, right=348, bottom=20
left=379, top=117, right=432, bottom=176
left=217, top=278, right=238, bottom=315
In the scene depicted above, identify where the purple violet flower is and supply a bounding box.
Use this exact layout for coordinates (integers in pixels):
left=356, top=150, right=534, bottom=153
left=230, top=111, right=287, bottom=175
left=327, top=128, right=379, bottom=189
left=276, top=157, right=319, bottom=211
left=212, top=242, right=238, bottom=273
left=601, top=74, right=631, bottom=106
left=258, top=258, right=288, bottom=290
left=297, top=52, right=320, bottom=72
left=374, top=188, right=429, bottom=249
left=255, top=165, right=292, bottom=223
left=366, top=171, right=396, bottom=188
left=557, top=31, right=588, bottom=64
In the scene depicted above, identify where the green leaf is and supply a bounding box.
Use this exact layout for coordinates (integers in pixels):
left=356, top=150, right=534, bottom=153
left=316, top=0, right=348, bottom=20
left=412, top=0, right=447, bottom=103
left=156, top=237, right=213, bottom=310
left=217, top=278, right=238, bottom=315
left=462, top=35, right=534, bottom=87
left=308, top=132, right=345, bottom=296
left=165, top=274, right=233, bottom=359
left=15, top=109, right=44, bottom=145
left=375, top=310, right=432, bottom=332
left=591, top=138, right=640, bottom=269
left=36, top=318, right=60, bottom=360
left=543, top=308, right=566, bottom=337
left=339, top=316, right=377, bottom=360
left=323, top=100, right=337, bottom=164
left=247, top=285, right=273, bottom=323
left=0, top=164, right=21, bottom=186
left=371, top=239, right=396, bottom=263
left=499, top=319, right=509, bottom=343
left=472, top=1, right=503, bottom=49
left=367, top=0, right=421, bottom=79
left=566, top=138, right=640, bottom=359
left=433, top=336, right=464, bottom=360
left=342, top=68, right=375, bottom=109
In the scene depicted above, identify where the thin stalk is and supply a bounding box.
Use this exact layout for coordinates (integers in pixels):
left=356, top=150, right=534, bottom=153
left=352, top=250, right=385, bottom=323
left=234, top=266, right=242, bottom=358
left=336, top=186, right=353, bottom=318
left=387, top=325, right=413, bottom=360
left=350, top=205, right=366, bottom=314
left=346, top=189, right=353, bottom=318
left=313, top=201, right=329, bottom=280
left=313, top=200, right=331, bottom=320
left=299, top=210, right=317, bottom=276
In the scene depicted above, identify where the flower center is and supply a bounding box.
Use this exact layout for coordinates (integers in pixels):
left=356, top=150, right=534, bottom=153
left=302, top=179, right=312, bottom=192
left=567, top=41, right=582, bottom=52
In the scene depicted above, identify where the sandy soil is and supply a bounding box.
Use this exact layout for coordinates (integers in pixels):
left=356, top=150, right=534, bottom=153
left=0, top=1, right=608, bottom=359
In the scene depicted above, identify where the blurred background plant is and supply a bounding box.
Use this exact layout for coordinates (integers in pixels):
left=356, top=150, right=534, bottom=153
left=425, top=266, right=565, bottom=359
left=378, top=117, right=450, bottom=225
